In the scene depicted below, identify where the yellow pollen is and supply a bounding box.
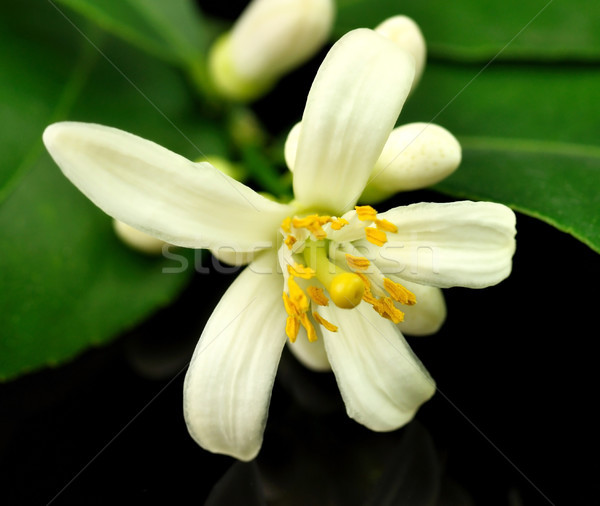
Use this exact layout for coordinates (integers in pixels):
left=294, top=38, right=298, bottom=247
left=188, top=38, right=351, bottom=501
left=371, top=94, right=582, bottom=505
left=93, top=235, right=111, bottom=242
left=345, top=253, right=370, bottom=271
left=288, top=276, right=309, bottom=313
left=373, top=297, right=405, bottom=324
left=383, top=278, right=416, bottom=305
left=292, top=214, right=331, bottom=239
left=299, top=313, right=318, bottom=342
left=307, top=285, right=329, bottom=306
left=365, top=227, right=388, bottom=246
left=328, top=272, right=365, bottom=309
left=287, top=263, right=315, bottom=279
left=375, top=218, right=398, bottom=233
left=282, top=292, right=297, bottom=316
left=281, top=216, right=292, bottom=233
left=285, top=315, right=300, bottom=342
left=284, top=235, right=297, bottom=249
left=313, top=312, right=338, bottom=332
left=330, top=218, right=349, bottom=230
left=355, top=205, right=378, bottom=221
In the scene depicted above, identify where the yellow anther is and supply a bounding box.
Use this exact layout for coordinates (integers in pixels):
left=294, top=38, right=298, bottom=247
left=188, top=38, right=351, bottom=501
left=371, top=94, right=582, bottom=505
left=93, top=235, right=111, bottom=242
left=288, top=276, right=309, bottom=313
left=292, top=214, right=331, bottom=239
left=313, top=312, right=338, bottom=332
left=281, top=216, right=292, bottom=233
left=285, top=315, right=300, bottom=342
left=284, top=235, right=297, bottom=249
left=373, top=297, right=405, bottom=324
left=287, top=263, right=315, bottom=279
left=345, top=253, right=370, bottom=271
left=282, top=292, right=295, bottom=316
left=299, top=313, right=318, bottom=342
left=330, top=217, right=349, bottom=230
left=375, top=218, right=398, bottom=233
left=383, top=278, right=416, bottom=306
left=365, top=227, right=388, bottom=246
left=307, top=285, right=329, bottom=306
left=328, top=272, right=365, bottom=309
left=355, top=205, right=378, bottom=221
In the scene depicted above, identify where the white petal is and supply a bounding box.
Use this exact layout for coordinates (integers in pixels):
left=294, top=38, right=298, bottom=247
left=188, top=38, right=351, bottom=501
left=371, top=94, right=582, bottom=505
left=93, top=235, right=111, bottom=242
left=320, top=302, right=435, bottom=431
left=43, top=122, right=292, bottom=250
left=363, top=201, right=516, bottom=288
left=231, top=0, right=334, bottom=81
left=293, top=29, right=415, bottom=214
left=286, top=332, right=331, bottom=371
left=363, top=123, right=461, bottom=202
left=183, top=253, right=286, bottom=461
left=394, top=279, right=447, bottom=336
left=375, top=16, right=426, bottom=93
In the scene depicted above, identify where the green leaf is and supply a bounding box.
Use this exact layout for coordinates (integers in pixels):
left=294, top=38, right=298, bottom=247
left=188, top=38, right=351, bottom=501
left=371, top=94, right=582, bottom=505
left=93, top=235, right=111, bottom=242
left=0, top=1, right=227, bottom=380
left=398, top=62, right=600, bottom=253
left=335, top=0, right=600, bottom=61
left=53, top=0, right=208, bottom=65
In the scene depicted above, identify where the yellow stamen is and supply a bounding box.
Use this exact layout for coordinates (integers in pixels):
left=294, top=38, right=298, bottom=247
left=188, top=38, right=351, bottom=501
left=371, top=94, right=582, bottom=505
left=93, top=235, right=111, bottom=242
left=330, top=217, right=349, bottom=230
left=383, top=278, right=416, bottom=305
left=375, top=218, right=398, bottom=233
left=373, top=297, right=405, bottom=323
left=345, top=253, right=370, bottom=271
left=284, top=235, right=297, bottom=249
left=281, top=216, right=292, bottom=233
left=299, top=313, right=318, bottom=342
left=285, top=315, right=300, bottom=342
left=282, top=292, right=295, bottom=316
left=307, top=286, right=329, bottom=306
left=287, top=263, right=315, bottom=279
left=355, top=205, right=378, bottom=221
left=288, top=276, right=309, bottom=313
left=292, top=214, right=331, bottom=239
left=365, top=227, right=388, bottom=246
left=313, top=312, right=338, bottom=332
left=329, top=272, right=365, bottom=309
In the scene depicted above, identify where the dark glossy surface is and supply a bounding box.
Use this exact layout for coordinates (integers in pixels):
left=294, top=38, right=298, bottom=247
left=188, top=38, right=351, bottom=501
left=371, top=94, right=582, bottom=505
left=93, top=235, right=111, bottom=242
left=1, top=205, right=598, bottom=505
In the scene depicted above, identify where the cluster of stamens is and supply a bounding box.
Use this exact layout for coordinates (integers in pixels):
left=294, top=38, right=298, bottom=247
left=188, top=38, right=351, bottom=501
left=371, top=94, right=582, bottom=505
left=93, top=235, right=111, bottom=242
left=280, top=205, right=417, bottom=343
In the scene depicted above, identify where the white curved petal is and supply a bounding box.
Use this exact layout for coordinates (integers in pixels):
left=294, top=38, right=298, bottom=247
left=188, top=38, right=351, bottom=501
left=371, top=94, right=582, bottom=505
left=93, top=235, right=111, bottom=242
left=375, top=16, right=426, bottom=93
left=394, top=279, right=446, bottom=336
left=320, top=302, right=435, bottom=431
left=286, top=328, right=331, bottom=371
left=363, top=201, right=516, bottom=288
left=231, top=0, right=334, bottom=81
left=293, top=29, right=415, bottom=214
left=43, top=122, right=292, bottom=250
left=210, top=247, right=256, bottom=267
left=183, top=253, right=286, bottom=461
left=364, top=123, right=461, bottom=201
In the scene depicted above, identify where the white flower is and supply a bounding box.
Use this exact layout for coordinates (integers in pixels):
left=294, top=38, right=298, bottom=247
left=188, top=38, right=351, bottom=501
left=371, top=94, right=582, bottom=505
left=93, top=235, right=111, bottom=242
left=209, top=0, right=335, bottom=101
left=43, top=29, right=516, bottom=461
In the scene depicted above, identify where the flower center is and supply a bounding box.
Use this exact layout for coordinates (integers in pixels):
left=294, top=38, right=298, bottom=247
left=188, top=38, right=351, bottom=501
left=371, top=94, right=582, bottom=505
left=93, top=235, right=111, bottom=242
left=280, top=206, right=416, bottom=343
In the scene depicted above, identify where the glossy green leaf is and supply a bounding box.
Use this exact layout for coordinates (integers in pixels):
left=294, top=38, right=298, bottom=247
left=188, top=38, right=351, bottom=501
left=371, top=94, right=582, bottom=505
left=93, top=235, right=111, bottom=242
left=0, top=1, right=227, bottom=380
left=335, top=0, right=600, bottom=61
left=397, top=62, right=600, bottom=253
left=53, top=0, right=207, bottom=65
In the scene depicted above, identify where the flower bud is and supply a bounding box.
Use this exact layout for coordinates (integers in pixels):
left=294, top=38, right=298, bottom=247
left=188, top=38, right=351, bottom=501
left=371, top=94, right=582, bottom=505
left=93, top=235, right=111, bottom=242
left=361, top=123, right=462, bottom=203
left=208, top=0, right=335, bottom=101
left=113, top=219, right=166, bottom=255
left=375, top=16, right=426, bottom=93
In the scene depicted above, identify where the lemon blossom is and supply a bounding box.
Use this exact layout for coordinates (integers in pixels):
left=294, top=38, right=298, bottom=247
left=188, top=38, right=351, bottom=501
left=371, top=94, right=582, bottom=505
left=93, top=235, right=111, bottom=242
left=209, top=0, right=335, bottom=101
left=43, top=29, right=516, bottom=461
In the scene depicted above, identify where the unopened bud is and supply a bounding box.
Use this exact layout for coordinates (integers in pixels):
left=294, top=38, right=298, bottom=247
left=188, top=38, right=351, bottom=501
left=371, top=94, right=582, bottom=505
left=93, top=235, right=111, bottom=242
left=209, top=0, right=335, bottom=101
